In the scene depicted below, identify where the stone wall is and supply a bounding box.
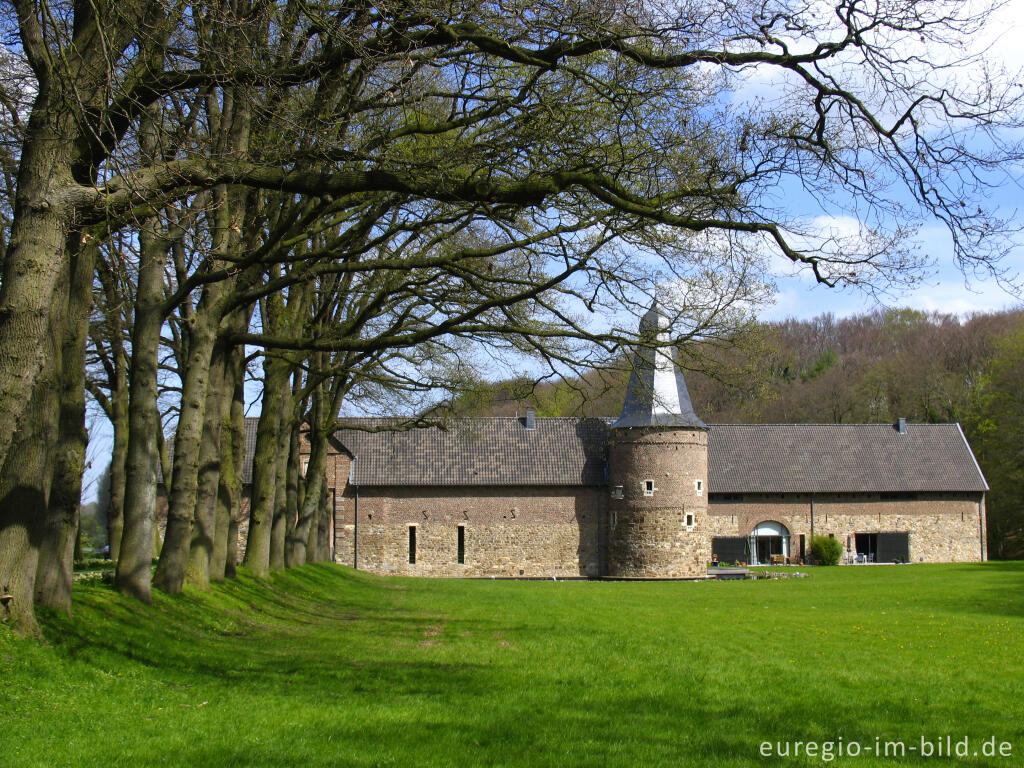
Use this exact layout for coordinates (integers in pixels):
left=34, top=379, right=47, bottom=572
left=708, top=492, right=987, bottom=563
left=606, top=427, right=709, bottom=577
left=155, top=443, right=986, bottom=573
left=332, top=484, right=605, bottom=577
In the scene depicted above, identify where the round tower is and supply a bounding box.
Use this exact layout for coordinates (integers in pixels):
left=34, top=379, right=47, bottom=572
left=606, top=303, right=710, bottom=578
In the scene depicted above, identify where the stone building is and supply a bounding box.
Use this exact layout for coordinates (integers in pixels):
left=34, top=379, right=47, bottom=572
left=313, top=304, right=988, bottom=577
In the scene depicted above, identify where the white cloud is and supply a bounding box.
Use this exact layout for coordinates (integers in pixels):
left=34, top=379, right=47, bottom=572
left=759, top=212, right=1024, bottom=321
left=759, top=276, right=1022, bottom=322
left=973, top=0, right=1024, bottom=72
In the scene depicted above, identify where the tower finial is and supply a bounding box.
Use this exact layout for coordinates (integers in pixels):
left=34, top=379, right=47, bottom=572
left=640, top=296, right=669, bottom=334
left=612, top=299, right=706, bottom=429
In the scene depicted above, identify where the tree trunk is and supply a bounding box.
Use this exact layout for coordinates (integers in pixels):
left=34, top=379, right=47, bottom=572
left=35, top=243, right=95, bottom=613
left=287, top=420, right=328, bottom=568
left=305, top=486, right=320, bottom=565
left=211, top=341, right=244, bottom=583
left=154, top=292, right=221, bottom=594
left=116, top=215, right=167, bottom=602
left=0, top=245, right=68, bottom=635
left=0, top=106, right=79, bottom=479
left=316, top=475, right=331, bottom=563
left=0, top=380, right=59, bottom=637
left=269, top=405, right=293, bottom=571
left=224, top=353, right=247, bottom=580
left=283, top=423, right=301, bottom=566
left=305, top=474, right=322, bottom=565
left=0, top=104, right=84, bottom=633
left=93, top=254, right=131, bottom=565
left=106, top=333, right=130, bottom=564
left=243, top=354, right=289, bottom=577
left=184, top=341, right=229, bottom=589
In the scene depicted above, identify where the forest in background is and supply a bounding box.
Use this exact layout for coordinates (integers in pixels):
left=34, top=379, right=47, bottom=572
left=449, top=307, right=1024, bottom=559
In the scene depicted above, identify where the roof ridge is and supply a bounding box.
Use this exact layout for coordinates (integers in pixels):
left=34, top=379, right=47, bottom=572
left=335, top=415, right=609, bottom=423
left=706, top=422, right=960, bottom=427
left=250, top=416, right=963, bottom=428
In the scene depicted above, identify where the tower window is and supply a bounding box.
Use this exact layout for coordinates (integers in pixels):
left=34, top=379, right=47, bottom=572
left=408, top=526, right=417, bottom=564
left=611, top=485, right=624, bottom=499
left=457, top=525, right=465, bottom=565
left=643, top=479, right=655, bottom=497
left=694, top=479, right=703, bottom=496
left=686, top=513, right=695, bottom=529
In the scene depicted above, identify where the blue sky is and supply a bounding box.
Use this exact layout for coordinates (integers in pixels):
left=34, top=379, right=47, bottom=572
left=762, top=223, right=1024, bottom=321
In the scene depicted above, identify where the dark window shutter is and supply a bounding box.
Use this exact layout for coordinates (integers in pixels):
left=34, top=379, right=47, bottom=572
left=877, top=532, right=910, bottom=563
left=712, top=536, right=748, bottom=563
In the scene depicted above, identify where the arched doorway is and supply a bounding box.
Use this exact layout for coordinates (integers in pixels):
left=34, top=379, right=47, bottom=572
left=750, top=521, right=790, bottom=565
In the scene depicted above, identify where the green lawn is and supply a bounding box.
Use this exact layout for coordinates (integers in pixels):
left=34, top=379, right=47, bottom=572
left=3, top=563, right=1023, bottom=767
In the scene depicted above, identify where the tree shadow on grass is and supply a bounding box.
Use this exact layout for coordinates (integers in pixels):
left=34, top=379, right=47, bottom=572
left=43, top=565, right=505, bottom=703
left=32, top=562, right=1024, bottom=768
left=924, top=562, right=1024, bottom=619
left=71, top=679, right=1019, bottom=768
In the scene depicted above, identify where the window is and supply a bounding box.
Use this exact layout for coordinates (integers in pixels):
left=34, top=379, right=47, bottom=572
left=855, top=532, right=878, bottom=562
left=694, top=479, right=703, bottom=496
left=611, top=485, right=624, bottom=499
left=643, top=479, right=655, bottom=497
left=457, top=525, right=465, bottom=565
left=685, top=513, right=694, bottom=529
left=408, top=526, right=417, bottom=564
left=610, top=510, right=617, bottom=528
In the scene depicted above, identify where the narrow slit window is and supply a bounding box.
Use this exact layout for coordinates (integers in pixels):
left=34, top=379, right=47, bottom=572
left=408, top=526, right=417, bottom=564
left=686, top=513, right=694, bottom=529
left=694, top=479, right=703, bottom=496
left=457, top=525, right=465, bottom=565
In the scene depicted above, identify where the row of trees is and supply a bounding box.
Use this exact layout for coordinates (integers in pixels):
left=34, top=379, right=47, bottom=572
left=464, top=308, right=1024, bottom=558
left=1, top=1, right=1022, bottom=635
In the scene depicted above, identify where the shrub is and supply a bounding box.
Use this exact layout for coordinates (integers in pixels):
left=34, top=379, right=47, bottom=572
left=810, top=535, right=843, bottom=566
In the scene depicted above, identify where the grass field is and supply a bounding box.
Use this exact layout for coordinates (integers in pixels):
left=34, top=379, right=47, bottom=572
left=3, top=563, right=1023, bottom=767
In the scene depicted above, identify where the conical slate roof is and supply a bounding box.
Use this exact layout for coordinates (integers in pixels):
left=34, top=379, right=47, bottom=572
left=611, top=302, right=707, bottom=430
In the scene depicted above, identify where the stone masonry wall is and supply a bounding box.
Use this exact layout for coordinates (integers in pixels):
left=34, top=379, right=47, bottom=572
left=333, top=484, right=605, bottom=577
left=606, top=427, right=709, bottom=577
left=708, top=492, right=986, bottom=563
left=156, top=440, right=985, bottom=574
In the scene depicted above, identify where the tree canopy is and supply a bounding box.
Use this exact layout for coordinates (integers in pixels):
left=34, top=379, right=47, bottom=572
left=1, top=0, right=1022, bottom=634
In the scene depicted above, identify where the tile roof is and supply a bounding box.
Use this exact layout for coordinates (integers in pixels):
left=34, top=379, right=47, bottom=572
left=240, top=416, right=259, bottom=484
left=206, top=416, right=985, bottom=493
left=330, top=418, right=987, bottom=493
left=706, top=423, right=988, bottom=494
left=333, top=417, right=610, bottom=487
